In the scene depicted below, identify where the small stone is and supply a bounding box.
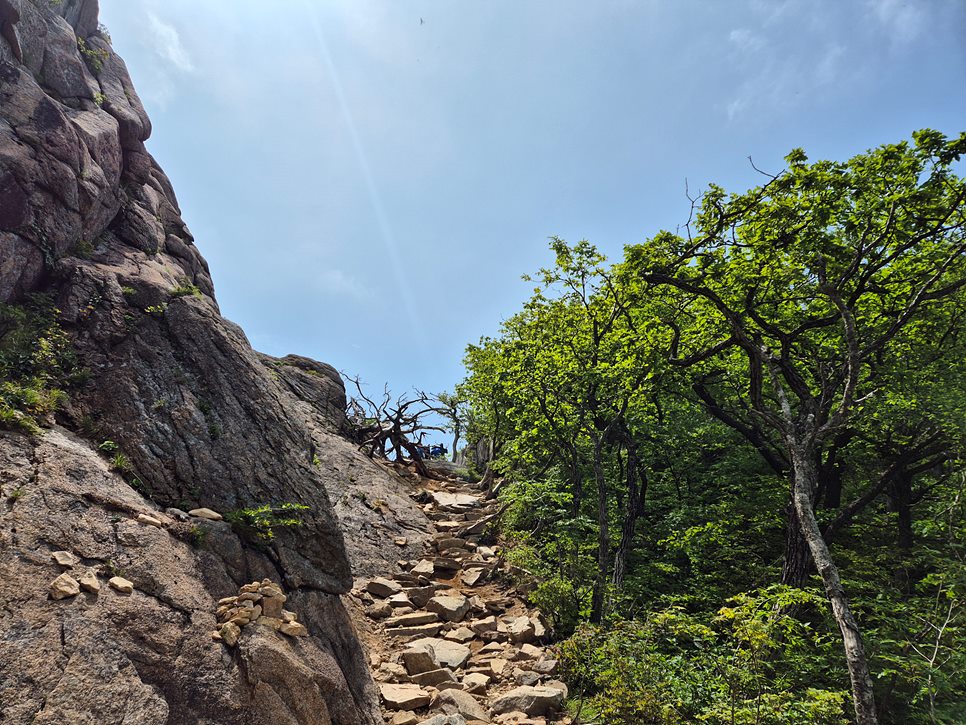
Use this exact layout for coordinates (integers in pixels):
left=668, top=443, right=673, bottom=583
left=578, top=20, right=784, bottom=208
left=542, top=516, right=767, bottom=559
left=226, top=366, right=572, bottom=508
left=210, top=630, right=222, bottom=641
left=530, top=659, right=559, bottom=676
left=51, top=551, right=79, bottom=567
left=460, top=568, right=483, bottom=587
left=218, top=596, right=237, bottom=606
left=469, top=616, right=497, bottom=634
left=426, top=595, right=471, bottom=623
left=433, top=558, right=462, bottom=572
left=531, top=614, right=548, bottom=640
left=240, top=583, right=260, bottom=593
left=508, top=616, right=536, bottom=643
left=366, top=601, right=393, bottom=619
left=220, top=622, right=241, bottom=647
left=444, top=627, right=475, bottom=643
left=78, top=569, right=100, bottom=594
left=390, top=713, right=419, bottom=725
left=394, top=536, right=408, bottom=546
left=489, top=658, right=509, bottom=678
left=261, top=595, right=285, bottom=618
left=490, top=686, right=564, bottom=716
left=416, top=716, right=466, bottom=725
left=136, top=513, right=164, bottom=528
left=108, top=576, right=134, bottom=594
left=410, top=667, right=457, bottom=687
left=437, top=688, right=489, bottom=721
left=402, top=646, right=440, bottom=675
left=237, top=592, right=261, bottom=602
left=390, top=622, right=444, bottom=639
left=385, top=611, right=440, bottom=628
left=388, top=592, right=413, bottom=608
left=188, top=508, right=223, bottom=521
left=49, top=573, right=80, bottom=600
left=256, top=616, right=282, bottom=630
left=279, top=621, right=308, bottom=637
left=411, top=560, right=435, bottom=577
left=376, top=662, right=409, bottom=682
left=250, top=604, right=262, bottom=620
left=281, top=610, right=296, bottom=623
left=366, top=577, right=403, bottom=598
left=462, top=672, right=490, bottom=693
left=514, top=668, right=542, bottom=686
left=405, top=585, right=436, bottom=608
left=379, top=683, right=431, bottom=710
left=408, top=638, right=472, bottom=670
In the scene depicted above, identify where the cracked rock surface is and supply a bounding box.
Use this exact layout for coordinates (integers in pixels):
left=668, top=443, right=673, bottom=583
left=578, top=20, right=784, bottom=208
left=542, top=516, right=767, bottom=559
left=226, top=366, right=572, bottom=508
left=0, top=1, right=434, bottom=722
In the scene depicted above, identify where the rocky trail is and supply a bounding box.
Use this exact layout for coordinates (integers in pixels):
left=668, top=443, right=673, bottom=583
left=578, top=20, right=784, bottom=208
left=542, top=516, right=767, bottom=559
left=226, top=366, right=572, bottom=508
left=348, top=464, right=572, bottom=725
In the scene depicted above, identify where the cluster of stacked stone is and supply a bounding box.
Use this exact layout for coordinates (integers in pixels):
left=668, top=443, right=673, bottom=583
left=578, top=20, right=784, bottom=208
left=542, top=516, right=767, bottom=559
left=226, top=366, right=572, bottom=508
left=212, top=578, right=308, bottom=647
left=356, top=481, right=571, bottom=725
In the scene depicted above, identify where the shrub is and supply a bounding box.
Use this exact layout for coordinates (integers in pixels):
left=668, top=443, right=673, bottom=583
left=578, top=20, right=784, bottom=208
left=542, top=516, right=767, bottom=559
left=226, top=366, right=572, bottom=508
left=0, top=295, right=76, bottom=434
left=76, top=36, right=108, bottom=74
left=224, top=503, right=311, bottom=542
left=558, top=587, right=850, bottom=725
left=170, top=278, right=202, bottom=298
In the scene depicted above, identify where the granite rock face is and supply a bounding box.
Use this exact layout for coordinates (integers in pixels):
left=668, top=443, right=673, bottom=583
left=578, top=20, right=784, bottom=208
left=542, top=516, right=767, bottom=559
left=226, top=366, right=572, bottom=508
left=0, top=1, right=432, bottom=722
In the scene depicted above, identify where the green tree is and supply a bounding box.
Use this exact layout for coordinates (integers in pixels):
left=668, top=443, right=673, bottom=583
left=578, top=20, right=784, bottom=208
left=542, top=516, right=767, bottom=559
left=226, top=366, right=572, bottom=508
left=623, top=130, right=966, bottom=725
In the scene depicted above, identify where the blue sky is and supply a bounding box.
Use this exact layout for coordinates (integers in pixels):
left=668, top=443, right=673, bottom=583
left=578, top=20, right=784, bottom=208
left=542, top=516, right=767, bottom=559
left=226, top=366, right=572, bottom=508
left=99, top=0, right=966, bottom=401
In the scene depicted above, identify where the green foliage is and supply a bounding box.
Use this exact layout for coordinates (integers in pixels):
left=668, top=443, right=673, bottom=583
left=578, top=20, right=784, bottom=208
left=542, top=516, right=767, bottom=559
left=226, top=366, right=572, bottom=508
left=188, top=525, right=207, bottom=547
left=224, top=503, right=311, bottom=542
left=73, top=239, right=94, bottom=258
left=460, top=131, right=966, bottom=722
left=76, top=36, right=108, bottom=74
left=170, top=278, right=202, bottom=298
left=559, top=587, right=850, bottom=724
left=0, top=295, right=76, bottom=435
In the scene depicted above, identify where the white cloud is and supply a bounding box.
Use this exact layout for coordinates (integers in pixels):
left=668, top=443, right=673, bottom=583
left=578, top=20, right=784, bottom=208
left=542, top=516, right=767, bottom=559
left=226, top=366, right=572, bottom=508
left=729, top=28, right=765, bottom=54
left=866, top=0, right=925, bottom=44
left=147, top=13, right=194, bottom=72
left=315, top=269, right=373, bottom=301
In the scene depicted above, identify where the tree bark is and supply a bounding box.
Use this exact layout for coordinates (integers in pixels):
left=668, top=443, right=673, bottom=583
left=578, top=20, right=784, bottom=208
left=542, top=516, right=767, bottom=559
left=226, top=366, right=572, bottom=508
left=781, top=499, right=810, bottom=587
left=590, top=436, right=610, bottom=624
left=790, top=444, right=878, bottom=725
left=890, top=470, right=914, bottom=551
left=612, top=447, right=645, bottom=588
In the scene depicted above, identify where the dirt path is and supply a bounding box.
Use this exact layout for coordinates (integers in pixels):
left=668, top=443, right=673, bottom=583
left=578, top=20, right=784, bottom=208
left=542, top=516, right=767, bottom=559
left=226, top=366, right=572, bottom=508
left=345, top=465, right=573, bottom=725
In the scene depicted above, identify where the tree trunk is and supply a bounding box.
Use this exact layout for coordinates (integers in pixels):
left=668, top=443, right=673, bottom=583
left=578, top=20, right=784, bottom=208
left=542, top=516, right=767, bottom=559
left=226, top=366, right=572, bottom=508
left=790, top=445, right=878, bottom=725
left=590, top=437, right=609, bottom=624
left=890, top=470, right=914, bottom=551
left=781, top=497, right=810, bottom=587
left=613, top=447, right=645, bottom=588
left=451, top=420, right=461, bottom=464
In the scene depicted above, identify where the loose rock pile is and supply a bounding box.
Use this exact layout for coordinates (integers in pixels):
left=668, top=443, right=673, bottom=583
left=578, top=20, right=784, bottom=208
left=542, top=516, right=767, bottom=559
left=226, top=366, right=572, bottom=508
left=212, top=578, right=308, bottom=647
left=354, top=470, right=571, bottom=725
left=47, top=550, right=133, bottom=600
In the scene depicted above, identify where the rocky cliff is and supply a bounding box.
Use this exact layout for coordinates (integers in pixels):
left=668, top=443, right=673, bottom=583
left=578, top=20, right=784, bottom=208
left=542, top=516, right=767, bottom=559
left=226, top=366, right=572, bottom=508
left=0, top=1, right=433, bottom=722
